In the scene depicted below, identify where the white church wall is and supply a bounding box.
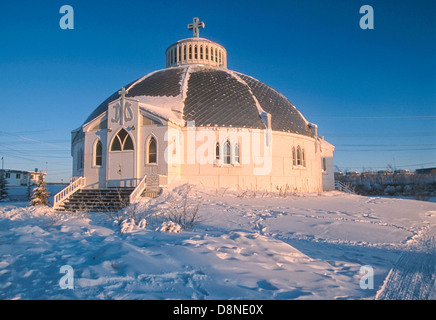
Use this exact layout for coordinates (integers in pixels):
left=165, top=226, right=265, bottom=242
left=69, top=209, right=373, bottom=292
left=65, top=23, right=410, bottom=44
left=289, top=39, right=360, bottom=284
left=320, top=138, right=335, bottom=191
left=83, top=129, right=107, bottom=189
left=73, top=113, right=330, bottom=193
left=67, top=114, right=330, bottom=193
left=173, top=127, right=324, bottom=193
left=322, top=155, right=335, bottom=191
left=165, top=125, right=184, bottom=184
left=270, top=132, right=322, bottom=193
left=139, top=122, right=171, bottom=179
left=71, top=136, right=84, bottom=179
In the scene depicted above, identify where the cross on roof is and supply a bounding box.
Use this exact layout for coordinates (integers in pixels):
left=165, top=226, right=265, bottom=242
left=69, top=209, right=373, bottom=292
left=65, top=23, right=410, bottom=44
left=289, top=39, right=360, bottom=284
left=117, top=87, right=129, bottom=125
left=118, top=87, right=127, bottom=100
left=187, top=17, right=205, bottom=38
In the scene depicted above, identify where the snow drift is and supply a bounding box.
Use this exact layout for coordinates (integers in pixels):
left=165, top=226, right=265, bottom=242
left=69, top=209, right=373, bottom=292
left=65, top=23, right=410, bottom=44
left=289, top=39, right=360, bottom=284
left=0, top=184, right=434, bottom=300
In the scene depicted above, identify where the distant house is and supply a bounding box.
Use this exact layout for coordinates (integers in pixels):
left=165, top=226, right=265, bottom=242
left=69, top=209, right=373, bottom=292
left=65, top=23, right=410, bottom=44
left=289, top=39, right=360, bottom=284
left=416, top=167, right=436, bottom=174
left=346, top=171, right=360, bottom=176
left=0, top=169, right=47, bottom=187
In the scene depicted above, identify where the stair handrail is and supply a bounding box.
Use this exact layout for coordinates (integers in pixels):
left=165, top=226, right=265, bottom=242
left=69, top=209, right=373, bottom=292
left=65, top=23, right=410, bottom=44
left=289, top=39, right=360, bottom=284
left=334, top=180, right=354, bottom=194
left=53, top=176, right=86, bottom=209
left=129, top=175, right=147, bottom=204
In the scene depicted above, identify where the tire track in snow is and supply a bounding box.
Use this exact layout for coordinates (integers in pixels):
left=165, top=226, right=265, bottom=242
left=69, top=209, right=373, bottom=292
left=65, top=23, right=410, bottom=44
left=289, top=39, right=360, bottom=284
left=376, top=225, right=436, bottom=300
left=376, top=250, right=435, bottom=300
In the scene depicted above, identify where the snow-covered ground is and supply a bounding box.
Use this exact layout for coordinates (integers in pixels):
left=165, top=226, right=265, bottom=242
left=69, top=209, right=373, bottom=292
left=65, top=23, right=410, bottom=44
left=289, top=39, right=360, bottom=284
left=0, top=183, right=434, bottom=300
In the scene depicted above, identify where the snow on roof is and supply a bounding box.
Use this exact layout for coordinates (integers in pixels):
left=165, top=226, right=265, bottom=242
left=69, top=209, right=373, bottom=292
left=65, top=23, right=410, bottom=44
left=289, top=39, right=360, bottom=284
left=83, top=65, right=314, bottom=136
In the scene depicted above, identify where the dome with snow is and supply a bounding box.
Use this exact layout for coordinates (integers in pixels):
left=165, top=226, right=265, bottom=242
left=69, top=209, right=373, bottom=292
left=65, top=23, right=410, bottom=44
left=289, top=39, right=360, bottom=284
left=84, top=65, right=312, bottom=137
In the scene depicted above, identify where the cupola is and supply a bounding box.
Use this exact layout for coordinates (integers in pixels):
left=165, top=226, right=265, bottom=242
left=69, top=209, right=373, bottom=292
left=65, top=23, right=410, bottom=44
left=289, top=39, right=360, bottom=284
left=165, top=17, right=227, bottom=68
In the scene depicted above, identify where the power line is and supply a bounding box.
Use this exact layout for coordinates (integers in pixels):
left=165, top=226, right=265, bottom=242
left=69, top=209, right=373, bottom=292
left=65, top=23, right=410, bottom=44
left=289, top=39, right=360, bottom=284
left=0, top=153, right=37, bottom=163
left=335, top=144, right=436, bottom=147
left=0, top=149, right=70, bottom=154
left=336, top=148, right=436, bottom=152
left=335, top=162, right=436, bottom=170
left=0, top=131, right=68, bottom=149
left=1, top=129, right=66, bottom=135
left=396, top=161, right=436, bottom=167
left=0, top=144, right=69, bottom=159
left=0, top=152, right=70, bottom=159
left=325, top=132, right=435, bottom=137
left=0, top=140, right=69, bottom=146
left=315, top=115, right=436, bottom=120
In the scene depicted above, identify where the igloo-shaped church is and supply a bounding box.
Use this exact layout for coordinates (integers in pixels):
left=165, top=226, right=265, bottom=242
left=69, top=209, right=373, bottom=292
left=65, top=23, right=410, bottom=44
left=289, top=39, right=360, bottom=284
left=54, top=18, right=334, bottom=211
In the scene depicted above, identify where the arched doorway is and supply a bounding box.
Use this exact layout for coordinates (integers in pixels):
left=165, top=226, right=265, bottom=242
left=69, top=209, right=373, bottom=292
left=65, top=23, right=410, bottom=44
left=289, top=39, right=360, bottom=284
left=108, top=128, right=135, bottom=187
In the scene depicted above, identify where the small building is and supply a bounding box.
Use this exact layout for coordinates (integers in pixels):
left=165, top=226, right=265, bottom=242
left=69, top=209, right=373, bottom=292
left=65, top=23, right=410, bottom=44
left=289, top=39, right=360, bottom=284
left=415, top=167, right=436, bottom=174
left=346, top=171, right=360, bottom=176
left=377, top=170, right=393, bottom=176
left=0, top=169, right=46, bottom=187
left=361, top=171, right=377, bottom=177
left=320, top=137, right=335, bottom=191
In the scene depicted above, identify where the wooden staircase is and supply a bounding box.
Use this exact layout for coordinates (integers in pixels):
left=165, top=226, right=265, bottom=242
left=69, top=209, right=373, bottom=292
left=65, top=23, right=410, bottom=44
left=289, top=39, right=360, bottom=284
left=54, top=174, right=163, bottom=213
left=57, top=188, right=135, bottom=213
left=144, top=175, right=161, bottom=198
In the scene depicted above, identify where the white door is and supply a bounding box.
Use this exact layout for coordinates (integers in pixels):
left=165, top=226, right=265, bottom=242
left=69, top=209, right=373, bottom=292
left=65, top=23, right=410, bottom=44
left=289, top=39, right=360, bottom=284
left=107, top=128, right=136, bottom=187
left=108, top=150, right=135, bottom=187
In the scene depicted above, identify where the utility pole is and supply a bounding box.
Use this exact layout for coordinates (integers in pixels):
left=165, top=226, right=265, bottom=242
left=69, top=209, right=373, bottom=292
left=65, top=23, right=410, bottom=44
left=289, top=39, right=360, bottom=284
left=392, top=153, right=396, bottom=170
left=1, top=157, right=3, bottom=170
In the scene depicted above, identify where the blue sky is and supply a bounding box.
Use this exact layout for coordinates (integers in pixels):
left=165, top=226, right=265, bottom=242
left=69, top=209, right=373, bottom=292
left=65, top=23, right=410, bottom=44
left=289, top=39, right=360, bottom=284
left=0, top=0, right=435, bottom=182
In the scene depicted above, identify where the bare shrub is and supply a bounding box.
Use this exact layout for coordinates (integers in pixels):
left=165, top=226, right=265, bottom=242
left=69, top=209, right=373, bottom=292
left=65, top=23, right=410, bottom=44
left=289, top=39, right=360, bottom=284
left=143, top=185, right=202, bottom=231
left=108, top=184, right=202, bottom=231
left=98, top=189, right=133, bottom=223
left=164, top=185, right=202, bottom=230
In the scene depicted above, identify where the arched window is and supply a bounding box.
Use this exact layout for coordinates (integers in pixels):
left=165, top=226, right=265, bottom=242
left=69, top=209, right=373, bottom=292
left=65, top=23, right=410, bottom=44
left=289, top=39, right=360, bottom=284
left=95, top=140, right=102, bottom=166
left=194, top=45, right=198, bottom=59
left=148, top=137, right=157, bottom=164
left=292, top=146, right=296, bottom=166
left=78, top=148, right=84, bottom=170
left=205, top=46, right=209, bottom=60
left=302, top=148, right=306, bottom=167
left=200, top=45, right=203, bottom=59
left=296, top=146, right=302, bottom=166
left=235, top=142, right=240, bottom=164
left=224, top=140, right=231, bottom=164
left=215, top=142, right=220, bottom=162
left=111, top=128, right=134, bottom=151
left=183, top=45, right=187, bottom=60
left=322, top=157, right=327, bottom=172
left=189, top=45, right=192, bottom=60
